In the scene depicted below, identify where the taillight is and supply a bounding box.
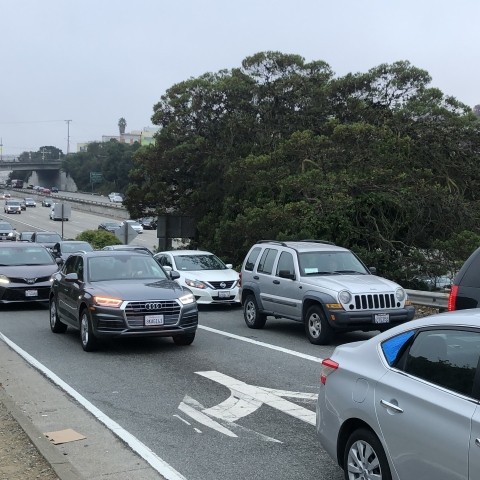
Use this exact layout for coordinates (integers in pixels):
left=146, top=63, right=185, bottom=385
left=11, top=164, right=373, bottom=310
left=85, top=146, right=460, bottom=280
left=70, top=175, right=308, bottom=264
left=238, top=272, right=242, bottom=288
left=320, top=358, right=339, bottom=385
left=448, top=285, right=458, bottom=311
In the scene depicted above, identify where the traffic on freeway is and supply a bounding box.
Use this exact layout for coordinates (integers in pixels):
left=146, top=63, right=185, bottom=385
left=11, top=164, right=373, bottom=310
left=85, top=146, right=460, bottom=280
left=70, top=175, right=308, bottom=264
left=0, top=200, right=347, bottom=480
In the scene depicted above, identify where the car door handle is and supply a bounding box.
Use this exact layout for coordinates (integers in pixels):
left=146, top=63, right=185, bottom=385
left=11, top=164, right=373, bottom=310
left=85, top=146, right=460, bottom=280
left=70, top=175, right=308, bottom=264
left=475, top=438, right=480, bottom=448
left=380, top=399, right=404, bottom=413
left=273, top=280, right=280, bottom=284
left=253, top=276, right=259, bottom=280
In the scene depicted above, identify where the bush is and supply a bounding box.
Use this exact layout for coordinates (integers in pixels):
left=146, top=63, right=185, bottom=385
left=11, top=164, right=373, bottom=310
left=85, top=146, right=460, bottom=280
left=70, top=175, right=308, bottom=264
left=75, top=230, right=122, bottom=249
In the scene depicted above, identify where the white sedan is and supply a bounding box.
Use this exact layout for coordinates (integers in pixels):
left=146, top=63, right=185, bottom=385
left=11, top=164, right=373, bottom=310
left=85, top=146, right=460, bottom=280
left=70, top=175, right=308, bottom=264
left=154, top=250, right=240, bottom=305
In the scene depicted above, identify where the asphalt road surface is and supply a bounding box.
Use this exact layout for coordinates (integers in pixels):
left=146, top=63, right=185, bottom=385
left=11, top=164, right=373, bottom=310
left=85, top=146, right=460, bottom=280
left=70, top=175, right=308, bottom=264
left=0, top=200, right=377, bottom=480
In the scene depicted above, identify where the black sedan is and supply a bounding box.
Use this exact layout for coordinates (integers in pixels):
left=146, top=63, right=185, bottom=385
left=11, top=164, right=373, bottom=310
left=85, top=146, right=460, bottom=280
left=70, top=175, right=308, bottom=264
left=0, top=221, right=17, bottom=241
left=138, top=217, right=157, bottom=230
left=49, top=251, right=198, bottom=351
left=98, top=221, right=122, bottom=233
left=0, top=243, right=60, bottom=303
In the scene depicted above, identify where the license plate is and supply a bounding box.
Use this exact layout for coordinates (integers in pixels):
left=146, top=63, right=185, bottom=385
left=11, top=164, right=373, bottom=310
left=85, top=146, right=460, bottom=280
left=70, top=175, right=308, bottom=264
left=374, top=313, right=390, bottom=324
left=25, top=290, right=38, bottom=297
left=145, top=314, right=164, bottom=326
left=218, top=291, right=230, bottom=298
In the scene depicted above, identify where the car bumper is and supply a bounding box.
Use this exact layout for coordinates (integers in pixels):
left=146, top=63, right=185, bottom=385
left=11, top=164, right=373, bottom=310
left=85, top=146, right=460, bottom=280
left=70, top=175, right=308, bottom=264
left=326, top=306, right=415, bottom=331
left=89, top=302, right=198, bottom=338
left=189, top=286, right=240, bottom=305
left=0, top=284, right=52, bottom=303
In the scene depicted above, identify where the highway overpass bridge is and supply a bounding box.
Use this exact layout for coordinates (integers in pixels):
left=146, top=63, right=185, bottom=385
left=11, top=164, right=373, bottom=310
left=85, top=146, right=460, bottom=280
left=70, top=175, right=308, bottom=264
left=0, top=160, right=77, bottom=191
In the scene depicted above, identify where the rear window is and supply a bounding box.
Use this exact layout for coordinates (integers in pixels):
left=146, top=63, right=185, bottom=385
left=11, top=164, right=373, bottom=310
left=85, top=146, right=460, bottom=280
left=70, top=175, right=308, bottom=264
left=456, top=250, right=480, bottom=287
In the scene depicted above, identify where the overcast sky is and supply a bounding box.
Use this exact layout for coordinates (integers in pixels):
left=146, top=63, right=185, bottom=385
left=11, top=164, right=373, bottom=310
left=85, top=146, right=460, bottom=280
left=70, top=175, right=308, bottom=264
left=1, top=0, right=478, bottom=157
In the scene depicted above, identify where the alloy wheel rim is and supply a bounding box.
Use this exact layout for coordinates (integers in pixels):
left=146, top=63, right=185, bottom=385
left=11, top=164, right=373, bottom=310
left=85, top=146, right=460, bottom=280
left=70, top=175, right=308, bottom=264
left=308, top=313, right=321, bottom=338
left=347, top=440, right=382, bottom=480
left=50, top=302, right=56, bottom=328
left=81, top=315, right=88, bottom=346
left=246, top=302, right=255, bottom=323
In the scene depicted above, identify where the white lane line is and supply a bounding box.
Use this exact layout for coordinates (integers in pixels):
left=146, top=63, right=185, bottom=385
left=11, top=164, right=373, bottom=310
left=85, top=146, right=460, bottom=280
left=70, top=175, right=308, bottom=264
left=0, top=332, right=187, bottom=480
left=198, top=325, right=323, bottom=363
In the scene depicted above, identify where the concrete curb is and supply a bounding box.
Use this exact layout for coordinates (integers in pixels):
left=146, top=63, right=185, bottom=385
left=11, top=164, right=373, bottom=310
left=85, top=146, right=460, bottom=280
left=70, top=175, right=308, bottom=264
left=0, top=387, right=84, bottom=480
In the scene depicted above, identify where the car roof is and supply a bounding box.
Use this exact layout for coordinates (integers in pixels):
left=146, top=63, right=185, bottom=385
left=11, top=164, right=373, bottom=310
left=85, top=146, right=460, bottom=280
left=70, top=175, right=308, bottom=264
left=157, top=249, right=213, bottom=256
left=0, top=242, right=48, bottom=249
left=253, top=240, right=348, bottom=253
left=78, top=250, right=152, bottom=258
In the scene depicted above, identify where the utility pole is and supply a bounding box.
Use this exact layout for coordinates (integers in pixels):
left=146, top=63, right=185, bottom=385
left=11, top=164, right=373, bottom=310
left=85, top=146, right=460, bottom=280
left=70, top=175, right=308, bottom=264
left=65, top=119, right=72, bottom=155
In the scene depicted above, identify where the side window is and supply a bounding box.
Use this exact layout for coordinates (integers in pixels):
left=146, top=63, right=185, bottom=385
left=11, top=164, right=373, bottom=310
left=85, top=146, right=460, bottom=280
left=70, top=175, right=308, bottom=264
left=398, top=329, right=480, bottom=397
left=63, top=256, right=77, bottom=275
left=244, top=247, right=261, bottom=271
left=257, top=248, right=278, bottom=275
left=158, top=255, right=172, bottom=268
left=458, top=259, right=480, bottom=287
left=74, top=257, right=84, bottom=282
left=276, top=252, right=295, bottom=277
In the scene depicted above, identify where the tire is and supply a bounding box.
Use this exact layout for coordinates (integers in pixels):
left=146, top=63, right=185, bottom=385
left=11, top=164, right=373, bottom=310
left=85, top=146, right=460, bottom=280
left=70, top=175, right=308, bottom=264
left=344, top=428, right=392, bottom=480
left=243, top=294, right=267, bottom=329
left=80, top=308, right=98, bottom=352
left=173, top=332, right=196, bottom=346
left=304, top=305, right=332, bottom=345
left=49, top=297, right=67, bottom=333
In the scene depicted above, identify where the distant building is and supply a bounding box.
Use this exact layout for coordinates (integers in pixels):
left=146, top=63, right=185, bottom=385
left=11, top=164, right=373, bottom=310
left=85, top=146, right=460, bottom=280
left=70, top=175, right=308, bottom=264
left=77, top=127, right=158, bottom=152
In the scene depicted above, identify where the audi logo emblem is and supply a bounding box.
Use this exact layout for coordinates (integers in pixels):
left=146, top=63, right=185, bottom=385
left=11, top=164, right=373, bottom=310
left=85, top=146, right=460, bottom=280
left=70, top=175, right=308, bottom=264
left=220, top=282, right=226, bottom=289
left=145, top=302, right=162, bottom=310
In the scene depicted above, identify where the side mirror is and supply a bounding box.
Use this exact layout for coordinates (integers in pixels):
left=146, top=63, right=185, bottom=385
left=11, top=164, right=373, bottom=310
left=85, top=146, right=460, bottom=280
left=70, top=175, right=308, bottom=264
left=226, top=263, right=233, bottom=269
left=170, top=271, right=180, bottom=280
left=55, top=258, right=63, bottom=265
left=65, top=272, right=79, bottom=282
left=369, top=267, right=377, bottom=275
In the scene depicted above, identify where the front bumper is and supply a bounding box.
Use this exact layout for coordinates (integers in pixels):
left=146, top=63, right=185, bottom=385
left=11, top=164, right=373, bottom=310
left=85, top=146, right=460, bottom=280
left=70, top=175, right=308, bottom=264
left=0, top=283, right=52, bottom=303
left=89, top=301, right=199, bottom=338
left=325, top=305, right=415, bottom=331
left=189, top=286, right=240, bottom=305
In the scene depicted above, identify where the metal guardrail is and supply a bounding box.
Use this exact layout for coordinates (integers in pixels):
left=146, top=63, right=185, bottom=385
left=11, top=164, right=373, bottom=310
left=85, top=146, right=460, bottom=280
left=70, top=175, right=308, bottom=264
left=406, top=289, right=448, bottom=310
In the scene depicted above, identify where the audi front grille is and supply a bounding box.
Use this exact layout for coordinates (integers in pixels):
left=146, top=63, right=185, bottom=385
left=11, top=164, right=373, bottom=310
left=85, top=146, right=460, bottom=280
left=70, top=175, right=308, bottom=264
left=124, top=300, right=181, bottom=327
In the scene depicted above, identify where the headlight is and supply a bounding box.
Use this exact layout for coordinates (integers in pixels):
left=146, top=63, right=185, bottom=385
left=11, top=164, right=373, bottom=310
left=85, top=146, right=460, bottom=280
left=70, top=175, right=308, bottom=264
left=0, top=275, right=10, bottom=284
left=338, top=290, right=352, bottom=304
left=395, top=288, right=406, bottom=301
left=179, top=293, right=196, bottom=305
left=93, top=296, right=123, bottom=308
left=185, top=278, right=207, bottom=289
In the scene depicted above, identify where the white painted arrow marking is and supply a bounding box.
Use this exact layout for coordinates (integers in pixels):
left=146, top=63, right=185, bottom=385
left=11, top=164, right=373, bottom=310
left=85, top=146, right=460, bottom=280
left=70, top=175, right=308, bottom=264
left=175, top=371, right=318, bottom=441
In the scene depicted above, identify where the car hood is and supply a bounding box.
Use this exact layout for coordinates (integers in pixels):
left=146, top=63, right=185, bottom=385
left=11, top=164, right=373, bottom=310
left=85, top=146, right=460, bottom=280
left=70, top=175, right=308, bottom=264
left=0, top=229, right=15, bottom=234
left=177, top=269, right=238, bottom=282
left=1, top=264, right=58, bottom=277
left=302, top=274, right=401, bottom=293
left=86, top=279, right=190, bottom=300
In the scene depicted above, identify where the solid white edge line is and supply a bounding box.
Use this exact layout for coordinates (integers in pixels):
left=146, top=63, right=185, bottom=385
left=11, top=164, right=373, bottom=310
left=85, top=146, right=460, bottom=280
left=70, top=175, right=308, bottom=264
left=0, top=332, right=187, bottom=480
left=198, top=325, right=323, bottom=363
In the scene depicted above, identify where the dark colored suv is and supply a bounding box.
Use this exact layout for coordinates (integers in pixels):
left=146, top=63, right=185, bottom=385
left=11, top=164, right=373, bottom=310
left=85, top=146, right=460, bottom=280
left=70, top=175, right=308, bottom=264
left=448, top=247, right=480, bottom=310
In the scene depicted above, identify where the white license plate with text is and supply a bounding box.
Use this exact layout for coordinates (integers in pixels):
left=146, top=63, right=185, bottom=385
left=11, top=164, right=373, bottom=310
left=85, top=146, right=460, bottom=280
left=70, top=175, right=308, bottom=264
left=145, top=314, right=164, bottom=326
left=374, top=313, right=390, bottom=324
left=25, top=290, right=38, bottom=297
left=218, top=291, right=230, bottom=298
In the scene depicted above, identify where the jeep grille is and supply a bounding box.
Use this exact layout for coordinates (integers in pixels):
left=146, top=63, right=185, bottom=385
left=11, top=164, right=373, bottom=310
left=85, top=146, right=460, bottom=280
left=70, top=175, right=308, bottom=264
left=353, top=293, right=397, bottom=310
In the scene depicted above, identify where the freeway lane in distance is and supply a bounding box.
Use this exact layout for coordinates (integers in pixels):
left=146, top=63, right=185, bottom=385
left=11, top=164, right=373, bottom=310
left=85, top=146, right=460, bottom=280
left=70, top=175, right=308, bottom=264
left=0, top=302, right=345, bottom=480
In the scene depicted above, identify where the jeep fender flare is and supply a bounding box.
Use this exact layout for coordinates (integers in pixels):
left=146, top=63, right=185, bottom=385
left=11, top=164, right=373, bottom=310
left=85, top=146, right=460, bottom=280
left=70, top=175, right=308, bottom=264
left=240, top=282, right=264, bottom=310
left=302, top=290, right=337, bottom=320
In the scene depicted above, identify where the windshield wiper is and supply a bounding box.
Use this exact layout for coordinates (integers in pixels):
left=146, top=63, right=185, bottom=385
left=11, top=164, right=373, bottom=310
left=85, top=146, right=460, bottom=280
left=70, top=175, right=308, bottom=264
left=333, top=270, right=367, bottom=275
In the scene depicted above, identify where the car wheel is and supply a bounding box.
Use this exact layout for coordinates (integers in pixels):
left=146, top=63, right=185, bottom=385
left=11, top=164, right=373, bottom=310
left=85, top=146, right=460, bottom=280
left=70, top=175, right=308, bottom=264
left=49, top=297, right=67, bottom=333
left=173, top=333, right=196, bottom=346
left=80, top=308, right=98, bottom=352
left=344, top=428, right=392, bottom=480
left=304, top=305, right=332, bottom=345
left=243, top=294, right=267, bottom=329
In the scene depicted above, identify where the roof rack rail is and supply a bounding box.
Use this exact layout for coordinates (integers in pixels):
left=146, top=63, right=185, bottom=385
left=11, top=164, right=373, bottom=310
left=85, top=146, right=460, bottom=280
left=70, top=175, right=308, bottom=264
left=298, top=239, right=336, bottom=245
left=257, top=240, right=288, bottom=246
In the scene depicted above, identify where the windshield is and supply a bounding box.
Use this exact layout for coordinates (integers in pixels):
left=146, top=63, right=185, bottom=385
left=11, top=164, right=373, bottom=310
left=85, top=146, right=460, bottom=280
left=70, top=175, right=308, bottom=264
left=298, top=251, right=369, bottom=276
left=36, top=233, right=62, bottom=243
left=62, top=242, right=93, bottom=253
left=173, top=254, right=227, bottom=271
left=0, top=222, right=13, bottom=230
left=0, top=247, right=55, bottom=266
left=88, top=255, right=168, bottom=282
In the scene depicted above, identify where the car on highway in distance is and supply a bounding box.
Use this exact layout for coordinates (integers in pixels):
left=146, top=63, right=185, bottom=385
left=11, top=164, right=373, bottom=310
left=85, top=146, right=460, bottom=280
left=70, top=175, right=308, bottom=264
left=0, top=243, right=60, bottom=304
left=18, top=231, right=35, bottom=242
left=0, top=221, right=17, bottom=241
left=4, top=199, right=22, bottom=214
left=240, top=240, right=415, bottom=344
left=51, top=240, right=94, bottom=264
left=49, top=203, right=71, bottom=221
left=97, top=221, right=122, bottom=233
left=101, top=244, right=153, bottom=255
left=49, top=251, right=198, bottom=351
left=121, top=219, right=143, bottom=234
left=154, top=249, right=240, bottom=305
left=3, top=192, right=11, bottom=199
left=24, top=197, right=36, bottom=208
left=137, top=217, right=157, bottom=230
left=20, top=199, right=26, bottom=210
left=316, top=310, right=480, bottom=480
left=30, top=231, right=63, bottom=250
left=42, top=197, right=53, bottom=207
left=51, top=186, right=59, bottom=193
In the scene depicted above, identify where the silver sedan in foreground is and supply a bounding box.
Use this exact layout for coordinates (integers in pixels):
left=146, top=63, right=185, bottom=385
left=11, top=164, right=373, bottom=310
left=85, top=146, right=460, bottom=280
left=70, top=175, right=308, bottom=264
left=316, top=310, right=480, bottom=480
